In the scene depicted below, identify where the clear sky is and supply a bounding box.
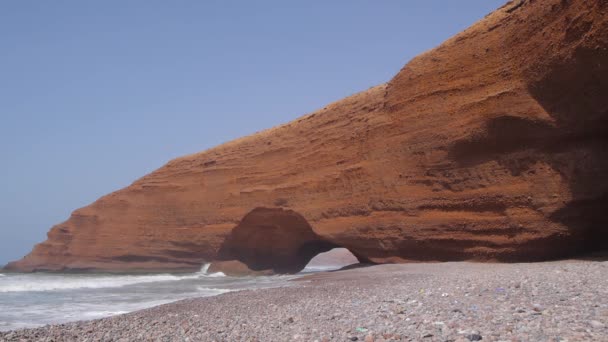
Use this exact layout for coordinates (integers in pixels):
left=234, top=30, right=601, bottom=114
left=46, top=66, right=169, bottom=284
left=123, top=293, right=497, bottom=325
left=0, top=1, right=505, bottom=266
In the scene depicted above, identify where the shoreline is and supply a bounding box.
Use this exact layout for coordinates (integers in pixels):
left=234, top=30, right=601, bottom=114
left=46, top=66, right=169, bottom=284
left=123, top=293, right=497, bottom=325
left=2, top=260, right=607, bottom=341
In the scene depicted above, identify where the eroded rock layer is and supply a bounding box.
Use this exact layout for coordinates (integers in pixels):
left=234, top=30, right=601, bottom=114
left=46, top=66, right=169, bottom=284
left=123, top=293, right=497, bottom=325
left=6, top=0, right=608, bottom=273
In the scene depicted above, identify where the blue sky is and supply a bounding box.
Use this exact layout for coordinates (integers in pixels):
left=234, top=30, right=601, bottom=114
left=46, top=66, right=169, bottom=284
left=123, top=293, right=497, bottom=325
left=0, top=1, right=505, bottom=266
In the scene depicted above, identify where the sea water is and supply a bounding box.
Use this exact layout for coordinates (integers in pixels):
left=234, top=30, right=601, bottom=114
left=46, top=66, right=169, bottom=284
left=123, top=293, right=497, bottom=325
left=0, top=264, right=339, bottom=331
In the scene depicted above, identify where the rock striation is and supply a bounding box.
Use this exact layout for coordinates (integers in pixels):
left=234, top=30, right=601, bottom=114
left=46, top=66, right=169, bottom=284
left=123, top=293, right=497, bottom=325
left=6, top=0, right=608, bottom=274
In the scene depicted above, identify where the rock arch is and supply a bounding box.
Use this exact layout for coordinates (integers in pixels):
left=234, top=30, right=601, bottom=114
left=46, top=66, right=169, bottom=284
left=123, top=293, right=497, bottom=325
left=211, top=207, right=367, bottom=274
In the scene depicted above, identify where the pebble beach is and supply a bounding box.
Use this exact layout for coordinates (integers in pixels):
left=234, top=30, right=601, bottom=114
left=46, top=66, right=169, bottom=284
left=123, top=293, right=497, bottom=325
left=2, top=260, right=607, bottom=341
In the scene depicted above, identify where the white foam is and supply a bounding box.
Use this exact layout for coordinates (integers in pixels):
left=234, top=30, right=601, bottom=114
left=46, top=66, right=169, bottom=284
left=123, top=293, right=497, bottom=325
left=0, top=274, right=186, bottom=293
left=200, top=263, right=211, bottom=273
left=0, top=264, right=228, bottom=293
left=197, top=263, right=226, bottom=278
left=206, top=271, right=226, bottom=277
left=82, top=310, right=129, bottom=317
left=196, top=287, right=232, bottom=294
left=302, top=265, right=342, bottom=272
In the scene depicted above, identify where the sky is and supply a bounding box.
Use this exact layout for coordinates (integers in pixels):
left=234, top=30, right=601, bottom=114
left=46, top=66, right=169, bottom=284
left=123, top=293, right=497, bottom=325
left=0, top=1, right=505, bottom=266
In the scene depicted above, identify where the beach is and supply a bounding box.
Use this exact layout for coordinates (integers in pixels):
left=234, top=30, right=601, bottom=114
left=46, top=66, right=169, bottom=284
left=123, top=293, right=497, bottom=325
left=2, top=260, right=607, bottom=341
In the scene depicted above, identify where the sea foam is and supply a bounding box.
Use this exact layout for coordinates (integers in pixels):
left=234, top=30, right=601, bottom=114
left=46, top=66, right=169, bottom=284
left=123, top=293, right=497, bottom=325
left=0, top=274, right=183, bottom=293
left=0, top=264, right=226, bottom=293
left=198, top=263, right=226, bottom=278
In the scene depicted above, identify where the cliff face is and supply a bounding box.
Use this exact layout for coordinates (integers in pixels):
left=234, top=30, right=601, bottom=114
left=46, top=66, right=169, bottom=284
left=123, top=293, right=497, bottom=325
left=6, top=0, right=608, bottom=273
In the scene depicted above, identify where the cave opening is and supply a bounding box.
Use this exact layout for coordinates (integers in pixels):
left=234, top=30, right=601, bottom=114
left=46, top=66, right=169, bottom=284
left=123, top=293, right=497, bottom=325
left=302, top=247, right=361, bottom=272
left=214, top=207, right=371, bottom=274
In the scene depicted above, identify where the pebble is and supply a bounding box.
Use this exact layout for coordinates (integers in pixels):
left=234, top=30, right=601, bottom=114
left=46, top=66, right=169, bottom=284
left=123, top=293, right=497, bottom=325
left=589, top=320, right=605, bottom=328
left=1, top=261, right=607, bottom=342
left=466, top=333, right=483, bottom=341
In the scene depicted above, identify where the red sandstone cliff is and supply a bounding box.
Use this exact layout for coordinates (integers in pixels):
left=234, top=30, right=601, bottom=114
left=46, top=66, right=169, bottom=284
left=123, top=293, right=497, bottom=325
left=6, top=0, right=608, bottom=273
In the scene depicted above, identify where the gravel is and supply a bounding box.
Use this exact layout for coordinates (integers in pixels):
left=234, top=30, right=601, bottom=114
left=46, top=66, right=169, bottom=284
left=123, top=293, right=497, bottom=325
left=2, top=260, right=607, bottom=341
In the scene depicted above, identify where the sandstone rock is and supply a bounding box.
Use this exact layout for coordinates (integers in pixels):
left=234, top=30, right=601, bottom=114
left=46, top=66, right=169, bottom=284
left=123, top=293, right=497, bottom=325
left=5, top=0, right=608, bottom=273
left=212, top=207, right=361, bottom=274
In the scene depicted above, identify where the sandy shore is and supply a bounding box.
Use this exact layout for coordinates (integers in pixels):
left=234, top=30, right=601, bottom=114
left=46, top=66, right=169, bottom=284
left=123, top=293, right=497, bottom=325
left=2, top=260, right=607, bottom=341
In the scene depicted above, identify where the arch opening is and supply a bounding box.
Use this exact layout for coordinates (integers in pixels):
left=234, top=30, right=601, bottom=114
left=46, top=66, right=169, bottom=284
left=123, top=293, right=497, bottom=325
left=212, top=207, right=368, bottom=275
left=302, top=247, right=361, bottom=272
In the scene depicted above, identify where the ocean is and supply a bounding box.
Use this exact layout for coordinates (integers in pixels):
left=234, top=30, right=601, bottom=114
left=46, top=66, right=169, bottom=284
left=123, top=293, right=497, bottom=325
left=0, top=264, right=339, bottom=332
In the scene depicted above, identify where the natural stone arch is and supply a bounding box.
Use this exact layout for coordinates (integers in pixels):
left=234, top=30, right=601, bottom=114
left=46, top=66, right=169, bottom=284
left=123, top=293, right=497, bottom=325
left=304, top=247, right=361, bottom=270
left=211, top=207, right=367, bottom=274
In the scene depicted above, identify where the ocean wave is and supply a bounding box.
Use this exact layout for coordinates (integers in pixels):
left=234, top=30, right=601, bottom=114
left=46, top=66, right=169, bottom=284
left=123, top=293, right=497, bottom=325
left=302, top=265, right=342, bottom=272
left=196, top=287, right=232, bottom=294
left=197, top=263, right=225, bottom=278
left=0, top=264, right=225, bottom=293
left=0, top=274, right=185, bottom=293
left=206, top=271, right=226, bottom=277
left=81, top=310, right=129, bottom=317
left=200, top=263, right=211, bottom=273
left=176, top=264, right=225, bottom=279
